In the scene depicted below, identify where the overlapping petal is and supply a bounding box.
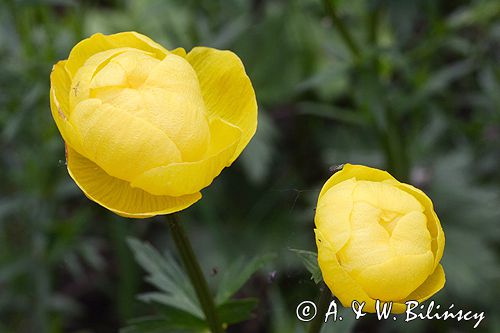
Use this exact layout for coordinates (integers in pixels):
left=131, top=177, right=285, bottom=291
left=50, top=61, right=83, bottom=153
left=318, top=163, right=395, bottom=199
left=314, top=178, right=356, bottom=253
left=316, top=229, right=405, bottom=313
left=401, top=264, right=446, bottom=302
left=69, top=99, right=182, bottom=181
left=65, top=32, right=168, bottom=76
left=130, top=118, right=241, bottom=196
left=397, top=183, right=445, bottom=269
left=186, top=47, right=257, bottom=163
left=142, top=54, right=210, bottom=161
left=70, top=48, right=148, bottom=109
left=66, top=147, right=201, bottom=218
left=351, top=251, right=434, bottom=301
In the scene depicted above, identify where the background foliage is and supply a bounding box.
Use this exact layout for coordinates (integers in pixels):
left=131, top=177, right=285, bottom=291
left=1, top=0, right=499, bottom=332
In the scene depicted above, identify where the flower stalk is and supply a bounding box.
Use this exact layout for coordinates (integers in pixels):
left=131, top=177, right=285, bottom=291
left=308, top=283, right=332, bottom=333
left=167, top=214, right=224, bottom=333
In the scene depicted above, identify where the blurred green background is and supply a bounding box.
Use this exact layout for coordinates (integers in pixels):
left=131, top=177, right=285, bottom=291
left=1, top=0, right=499, bottom=332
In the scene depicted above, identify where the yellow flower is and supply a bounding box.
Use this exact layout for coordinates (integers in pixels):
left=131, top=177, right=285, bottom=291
left=315, top=164, right=445, bottom=313
left=50, top=32, right=257, bottom=218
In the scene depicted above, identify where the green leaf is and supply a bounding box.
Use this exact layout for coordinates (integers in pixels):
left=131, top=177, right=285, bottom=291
left=137, top=292, right=201, bottom=320
left=289, top=249, right=322, bottom=284
left=121, top=311, right=206, bottom=333
left=217, top=298, right=258, bottom=325
left=127, top=238, right=203, bottom=319
left=215, top=253, right=276, bottom=304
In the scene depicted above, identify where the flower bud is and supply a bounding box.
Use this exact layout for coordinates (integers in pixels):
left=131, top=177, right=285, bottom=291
left=315, top=164, right=445, bottom=313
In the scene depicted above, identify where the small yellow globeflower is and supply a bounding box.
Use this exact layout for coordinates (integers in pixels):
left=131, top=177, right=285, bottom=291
left=315, top=164, right=445, bottom=313
left=50, top=32, right=257, bottom=218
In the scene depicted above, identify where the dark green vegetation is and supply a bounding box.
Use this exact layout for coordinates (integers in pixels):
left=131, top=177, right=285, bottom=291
left=1, top=0, right=499, bottom=332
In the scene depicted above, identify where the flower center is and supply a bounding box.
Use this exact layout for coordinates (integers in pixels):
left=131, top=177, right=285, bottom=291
left=89, top=51, right=211, bottom=162
left=378, top=209, right=401, bottom=236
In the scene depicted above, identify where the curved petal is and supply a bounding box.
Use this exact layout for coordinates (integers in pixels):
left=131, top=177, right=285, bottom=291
left=401, top=264, right=446, bottom=302
left=314, top=178, right=356, bottom=252
left=353, top=180, right=424, bottom=215
left=317, top=228, right=414, bottom=314
left=170, top=47, right=186, bottom=57
left=186, top=47, right=257, bottom=163
left=50, top=61, right=71, bottom=117
left=70, top=47, right=144, bottom=110
left=69, top=99, right=182, bottom=182
left=50, top=61, right=84, bottom=153
left=397, top=183, right=445, bottom=270
left=316, top=229, right=383, bottom=313
left=65, top=32, right=168, bottom=76
left=318, top=164, right=396, bottom=200
left=351, top=251, right=435, bottom=301
left=93, top=54, right=211, bottom=162
left=336, top=202, right=393, bottom=271
left=66, top=147, right=200, bottom=218
left=142, top=54, right=210, bottom=161
left=390, top=211, right=431, bottom=255
left=131, top=118, right=241, bottom=196
left=90, top=50, right=160, bottom=89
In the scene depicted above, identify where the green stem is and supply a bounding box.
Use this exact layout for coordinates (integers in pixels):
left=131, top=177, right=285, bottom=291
left=308, top=283, right=332, bottom=333
left=167, top=214, right=224, bottom=333
left=384, top=107, right=410, bottom=181
left=367, top=2, right=381, bottom=73
left=323, top=0, right=361, bottom=59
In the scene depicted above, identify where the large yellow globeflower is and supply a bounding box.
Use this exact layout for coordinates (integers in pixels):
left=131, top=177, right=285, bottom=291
left=315, top=164, right=445, bottom=313
left=50, top=32, right=257, bottom=218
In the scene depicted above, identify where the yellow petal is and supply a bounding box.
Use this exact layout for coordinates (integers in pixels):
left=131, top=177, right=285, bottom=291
left=69, top=99, right=181, bottom=181
left=397, top=183, right=445, bottom=270
left=142, top=54, right=210, bottom=161
left=351, top=251, right=435, bottom=301
left=186, top=47, right=257, bottom=163
left=70, top=48, right=137, bottom=109
left=353, top=180, right=424, bottom=215
left=316, top=229, right=379, bottom=313
left=318, top=164, right=395, bottom=200
left=314, top=178, right=356, bottom=253
left=402, top=264, right=446, bottom=302
left=336, top=202, right=393, bottom=271
left=170, top=47, right=186, bottom=57
left=90, top=61, right=128, bottom=89
left=50, top=61, right=71, bottom=117
left=90, top=50, right=160, bottom=89
left=50, top=61, right=84, bottom=152
left=131, top=118, right=241, bottom=196
left=65, top=32, right=168, bottom=76
left=66, top=147, right=200, bottom=218
left=390, top=211, right=431, bottom=255
left=91, top=87, right=144, bottom=120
